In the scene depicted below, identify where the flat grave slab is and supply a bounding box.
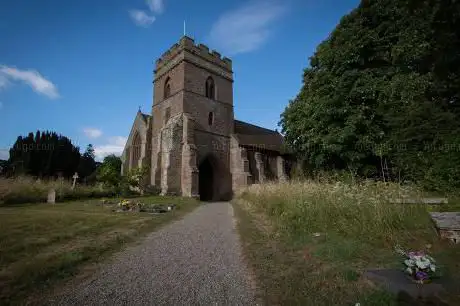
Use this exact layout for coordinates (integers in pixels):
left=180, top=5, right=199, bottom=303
left=390, top=198, right=448, bottom=204
left=364, top=269, right=445, bottom=298
left=430, top=212, right=460, bottom=244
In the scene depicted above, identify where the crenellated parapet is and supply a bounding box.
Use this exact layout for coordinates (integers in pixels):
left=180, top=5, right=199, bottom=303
left=155, top=36, right=232, bottom=73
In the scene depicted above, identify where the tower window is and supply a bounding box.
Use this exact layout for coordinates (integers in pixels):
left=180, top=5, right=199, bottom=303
left=164, top=77, right=171, bottom=99
left=164, top=107, right=171, bottom=124
left=208, top=112, right=214, bottom=126
left=205, top=77, right=215, bottom=99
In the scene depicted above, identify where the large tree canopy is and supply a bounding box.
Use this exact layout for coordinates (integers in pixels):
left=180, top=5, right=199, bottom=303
left=280, top=0, right=460, bottom=190
left=8, top=131, right=81, bottom=178
left=96, top=154, right=122, bottom=187
left=77, top=144, right=97, bottom=179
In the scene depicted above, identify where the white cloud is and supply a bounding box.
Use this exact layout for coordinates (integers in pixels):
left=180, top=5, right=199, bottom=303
left=109, top=136, right=128, bottom=147
left=0, top=148, right=9, bottom=160
left=94, top=136, right=127, bottom=160
left=208, top=0, right=287, bottom=55
left=129, top=9, right=156, bottom=27
left=0, top=65, right=59, bottom=99
left=146, top=0, right=164, bottom=14
left=0, top=74, right=9, bottom=89
left=83, top=128, right=103, bottom=139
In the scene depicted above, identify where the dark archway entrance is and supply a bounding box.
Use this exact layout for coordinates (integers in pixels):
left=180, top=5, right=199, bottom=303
left=198, top=157, right=214, bottom=201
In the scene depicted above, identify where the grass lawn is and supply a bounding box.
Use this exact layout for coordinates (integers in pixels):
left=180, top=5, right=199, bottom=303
left=234, top=182, right=460, bottom=306
left=0, top=196, right=200, bottom=304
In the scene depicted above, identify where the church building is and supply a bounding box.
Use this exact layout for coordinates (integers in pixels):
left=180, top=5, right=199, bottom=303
left=121, top=36, right=291, bottom=201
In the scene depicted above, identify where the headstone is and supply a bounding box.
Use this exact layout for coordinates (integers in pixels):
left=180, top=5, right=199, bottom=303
left=430, top=212, right=460, bottom=243
left=71, top=172, right=79, bottom=190
left=47, top=189, right=56, bottom=204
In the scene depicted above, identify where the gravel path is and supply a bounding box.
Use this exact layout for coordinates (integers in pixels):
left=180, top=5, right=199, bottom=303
left=49, top=202, right=256, bottom=306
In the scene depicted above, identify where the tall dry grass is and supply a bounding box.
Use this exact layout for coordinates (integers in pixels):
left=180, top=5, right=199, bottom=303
left=240, top=180, right=435, bottom=246
left=236, top=181, right=460, bottom=305
left=0, top=177, right=117, bottom=205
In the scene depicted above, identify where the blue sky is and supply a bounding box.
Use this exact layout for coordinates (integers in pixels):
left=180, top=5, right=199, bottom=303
left=0, top=0, right=359, bottom=160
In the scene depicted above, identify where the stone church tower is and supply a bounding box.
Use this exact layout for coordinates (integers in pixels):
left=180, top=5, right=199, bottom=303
left=122, top=36, right=291, bottom=201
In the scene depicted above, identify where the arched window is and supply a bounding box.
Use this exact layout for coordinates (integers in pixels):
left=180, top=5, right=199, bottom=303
left=205, top=77, right=215, bottom=99
left=164, top=77, right=171, bottom=99
left=131, top=132, right=141, bottom=168
left=208, top=112, right=214, bottom=126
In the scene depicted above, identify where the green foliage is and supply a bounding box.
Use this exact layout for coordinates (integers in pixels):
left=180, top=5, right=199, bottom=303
left=8, top=131, right=81, bottom=179
left=77, top=144, right=97, bottom=181
left=235, top=181, right=460, bottom=304
left=96, top=154, right=122, bottom=188
left=280, top=0, right=460, bottom=191
left=126, top=167, right=149, bottom=190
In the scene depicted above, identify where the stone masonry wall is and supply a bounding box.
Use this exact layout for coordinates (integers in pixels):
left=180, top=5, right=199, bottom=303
left=160, top=114, right=183, bottom=195
left=230, top=136, right=252, bottom=191
left=181, top=114, right=199, bottom=197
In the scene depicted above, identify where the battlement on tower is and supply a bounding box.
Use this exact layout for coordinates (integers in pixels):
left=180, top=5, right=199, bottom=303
left=155, top=36, right=232, bottom=72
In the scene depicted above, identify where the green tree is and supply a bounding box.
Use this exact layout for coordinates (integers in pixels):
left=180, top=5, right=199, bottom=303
left=96, top=154, right=122, bottom=187
left=280, top=0, right=460, bottom=190
left=77, top=144, right=97, bottom=181
left=126, top=167, right=149, bottom=194
left=8, top=131, right=81, bottom=178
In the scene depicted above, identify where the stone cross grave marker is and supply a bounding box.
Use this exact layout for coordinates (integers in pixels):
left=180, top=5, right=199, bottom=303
left=72, top=172, right=79, bottom=190
left=47, top=189, right=56, bottom=204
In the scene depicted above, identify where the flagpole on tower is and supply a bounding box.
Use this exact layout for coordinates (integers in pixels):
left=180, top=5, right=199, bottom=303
left=183, top=20, right=186, bottom=37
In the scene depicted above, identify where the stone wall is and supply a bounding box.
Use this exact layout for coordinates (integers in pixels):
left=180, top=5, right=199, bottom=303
left=121, top=112, right=151, bottom=176
left=155, top=36, right=232, bottom=73
left=152, top=63, right=185, bottom=135
left=230, top=136, right=252, bottom=191
left=181, top=114, right=199, bottom=197
left=194, top=129, right=232, bottom=200
left=145, top=36, right=293, bottom=199
left=160, top=114, right=183, bottom=195
left=183, top=61, right=233, bottom=105
left=183, top=91, right=233, bottom=137
left=241, top=148, right=288, bottom=184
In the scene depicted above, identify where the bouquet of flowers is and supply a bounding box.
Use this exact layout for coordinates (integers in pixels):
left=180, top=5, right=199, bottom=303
left=395, top=245, right=437, bottom=284
left=118, top=199, right=143, bottom=211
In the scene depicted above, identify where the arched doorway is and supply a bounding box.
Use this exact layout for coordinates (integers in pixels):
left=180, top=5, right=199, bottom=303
left=198, top=156, right=214, bottom=201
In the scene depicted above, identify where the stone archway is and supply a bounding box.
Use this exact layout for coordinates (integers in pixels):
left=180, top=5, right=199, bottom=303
left=198, top=154, right=232, bottom=202
left=198, top=156, right=214, bottom=201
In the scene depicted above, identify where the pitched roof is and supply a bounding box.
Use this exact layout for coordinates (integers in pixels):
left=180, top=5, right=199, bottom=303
left=233, top=120, right=286, bottom=153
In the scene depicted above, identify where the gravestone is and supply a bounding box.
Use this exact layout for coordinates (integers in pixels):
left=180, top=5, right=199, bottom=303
left=47, top=189, right=56, bottom=204
left=364, top=269, right=445, bottom=298
left=390, top=198, right=448, bottom=204
left=71, top=172, right=79, bottom=190
left=430, top=212, right=460, bottom=244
